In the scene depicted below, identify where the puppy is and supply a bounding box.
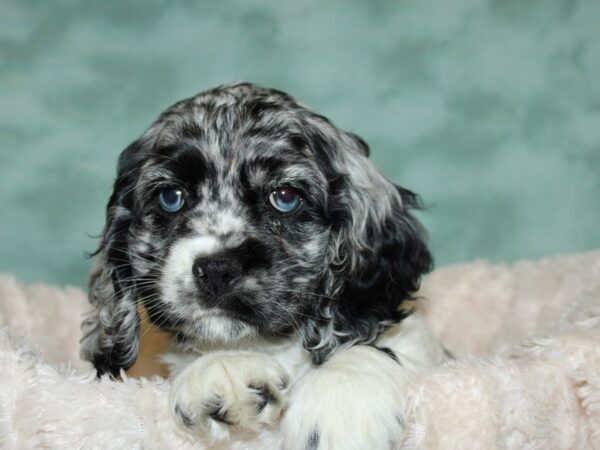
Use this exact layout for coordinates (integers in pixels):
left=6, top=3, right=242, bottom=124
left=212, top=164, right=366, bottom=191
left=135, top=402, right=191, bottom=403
left=81, top=82, right=447, bottom=449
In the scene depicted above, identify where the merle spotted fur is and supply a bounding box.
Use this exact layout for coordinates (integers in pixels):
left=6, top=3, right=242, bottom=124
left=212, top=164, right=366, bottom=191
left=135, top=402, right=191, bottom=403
left=80, top=82, right=433, bottom=376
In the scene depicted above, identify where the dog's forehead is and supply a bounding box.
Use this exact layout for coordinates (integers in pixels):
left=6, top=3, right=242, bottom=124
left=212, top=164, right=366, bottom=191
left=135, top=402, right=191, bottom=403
left=161, top=83, right=303, bottom=139
left=190, top=82, right=300, bottom=109
left=149, top=86, right=325, bottom=186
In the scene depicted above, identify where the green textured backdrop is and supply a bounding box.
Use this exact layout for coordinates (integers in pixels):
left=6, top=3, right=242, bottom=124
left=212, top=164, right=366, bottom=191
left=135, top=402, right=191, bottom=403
left=1, top=0, right=599, bottom=287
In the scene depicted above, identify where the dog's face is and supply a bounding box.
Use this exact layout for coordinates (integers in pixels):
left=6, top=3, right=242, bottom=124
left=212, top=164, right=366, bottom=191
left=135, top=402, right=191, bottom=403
left=124, top=89, right=337, bottom=344
left=81, top=83, right=432, bottom=376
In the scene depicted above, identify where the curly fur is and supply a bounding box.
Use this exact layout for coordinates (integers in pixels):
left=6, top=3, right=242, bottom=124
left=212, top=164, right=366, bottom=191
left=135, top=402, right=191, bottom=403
left=78, top=82, right=443, bottom=448
left=80, top=82, right=433, bottom=375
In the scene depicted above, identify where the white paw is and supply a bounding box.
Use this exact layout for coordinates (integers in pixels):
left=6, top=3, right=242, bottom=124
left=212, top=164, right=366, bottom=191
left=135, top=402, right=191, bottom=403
left=169, top=351, right=289, bottom=440
left=282, top=346, right=408, bottom=450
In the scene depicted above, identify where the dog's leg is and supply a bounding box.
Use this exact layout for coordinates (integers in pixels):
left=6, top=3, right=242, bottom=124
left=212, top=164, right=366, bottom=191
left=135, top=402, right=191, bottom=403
left=169, top=351, right=290, bottom=441
left=281, top=312, right=446, bottom=450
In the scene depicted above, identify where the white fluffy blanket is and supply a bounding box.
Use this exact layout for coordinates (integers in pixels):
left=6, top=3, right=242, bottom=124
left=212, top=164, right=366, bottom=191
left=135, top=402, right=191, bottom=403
left=1, top=252, right=600, bottom=449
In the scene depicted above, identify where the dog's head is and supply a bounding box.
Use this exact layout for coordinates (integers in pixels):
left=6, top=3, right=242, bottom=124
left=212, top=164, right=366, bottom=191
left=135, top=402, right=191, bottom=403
left=81, top=82, right=432, bottom=376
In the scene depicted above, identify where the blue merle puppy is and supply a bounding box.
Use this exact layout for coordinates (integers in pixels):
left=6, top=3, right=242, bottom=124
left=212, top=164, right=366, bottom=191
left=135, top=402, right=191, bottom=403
left=81, top=82, right=447, bottom=449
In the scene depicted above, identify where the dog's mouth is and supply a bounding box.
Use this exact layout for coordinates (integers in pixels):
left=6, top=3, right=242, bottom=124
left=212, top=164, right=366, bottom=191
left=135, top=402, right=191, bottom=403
left=177, top=302, right=264, bottom=343
left=194, top=284, right=240, bottom=308
left=190, top=291, right=258, bottom=322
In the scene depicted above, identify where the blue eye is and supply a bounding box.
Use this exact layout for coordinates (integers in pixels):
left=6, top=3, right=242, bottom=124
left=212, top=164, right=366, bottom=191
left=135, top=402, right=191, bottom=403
left=269, top=186, right=302, bottom=213
left=159, top=188, right=185, bottom=212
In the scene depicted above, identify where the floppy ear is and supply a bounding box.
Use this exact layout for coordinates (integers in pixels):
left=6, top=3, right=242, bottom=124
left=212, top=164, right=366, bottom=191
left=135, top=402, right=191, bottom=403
left=302, top=131, right=433, bottom=364
left=80, top=139, right=148, bottom=376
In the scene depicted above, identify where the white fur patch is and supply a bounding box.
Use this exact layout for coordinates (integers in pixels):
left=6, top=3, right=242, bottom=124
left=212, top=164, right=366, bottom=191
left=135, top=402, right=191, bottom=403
left=169, top=351, right=289, bottom=441
left=188, top=315, right=256, bottom=342
left=161, top=235, right=221, bottom=305
left=281, top=345, right=408, bottom=450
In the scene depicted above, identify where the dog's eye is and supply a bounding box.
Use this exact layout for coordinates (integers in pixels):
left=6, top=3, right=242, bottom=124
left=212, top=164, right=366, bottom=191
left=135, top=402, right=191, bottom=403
left=158, top=188, right=185, bottom=212
left=269, top=186, right=302, bottom=213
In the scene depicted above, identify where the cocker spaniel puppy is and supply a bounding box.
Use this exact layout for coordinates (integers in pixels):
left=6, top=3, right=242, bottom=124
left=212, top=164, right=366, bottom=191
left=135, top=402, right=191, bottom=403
left=81, top=82, right=447, bottom=449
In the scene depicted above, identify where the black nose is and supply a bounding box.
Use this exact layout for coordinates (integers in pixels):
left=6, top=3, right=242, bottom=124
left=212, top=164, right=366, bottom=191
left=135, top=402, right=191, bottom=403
left=192, top=256, right=242, bottom=298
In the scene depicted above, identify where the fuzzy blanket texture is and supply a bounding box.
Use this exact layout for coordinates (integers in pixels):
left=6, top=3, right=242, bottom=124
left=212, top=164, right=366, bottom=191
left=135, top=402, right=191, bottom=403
left=1, top=251, right=599, bottom=449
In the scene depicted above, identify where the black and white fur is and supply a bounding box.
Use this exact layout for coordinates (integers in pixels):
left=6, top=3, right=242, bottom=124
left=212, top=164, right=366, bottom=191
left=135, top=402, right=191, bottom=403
left=81, top=82, right=447, bottom=449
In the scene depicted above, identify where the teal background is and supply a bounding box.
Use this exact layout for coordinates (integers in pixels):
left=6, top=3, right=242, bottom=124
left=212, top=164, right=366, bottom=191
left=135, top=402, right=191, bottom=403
left=1, top=0, right=599, bottom=287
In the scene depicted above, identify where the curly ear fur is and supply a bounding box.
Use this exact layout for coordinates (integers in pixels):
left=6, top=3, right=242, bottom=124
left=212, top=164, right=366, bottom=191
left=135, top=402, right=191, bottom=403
left=301, top=125, right=433, bottom=364
left=80, top=139, right=149, bottom=376
left=80, top=87, right=432, bottom=372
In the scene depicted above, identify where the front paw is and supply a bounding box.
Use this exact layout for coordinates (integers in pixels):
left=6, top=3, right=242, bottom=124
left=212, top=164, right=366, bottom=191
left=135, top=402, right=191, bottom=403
left=282, top=346, right=408, bottom=450
left=169, top=351, right=289, bottom=440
